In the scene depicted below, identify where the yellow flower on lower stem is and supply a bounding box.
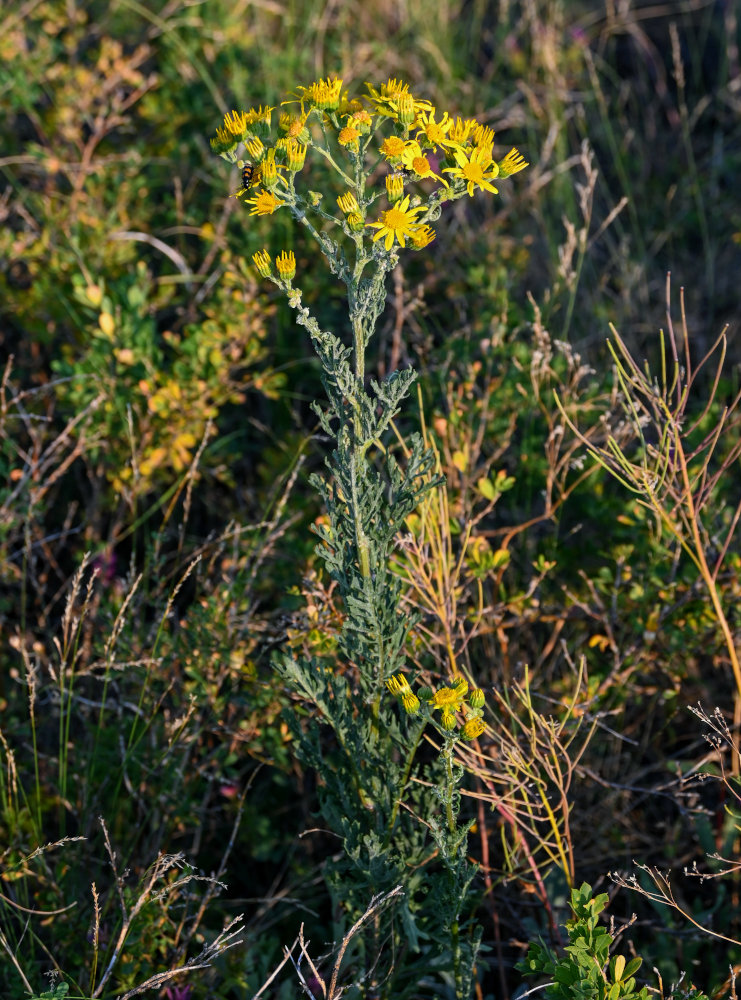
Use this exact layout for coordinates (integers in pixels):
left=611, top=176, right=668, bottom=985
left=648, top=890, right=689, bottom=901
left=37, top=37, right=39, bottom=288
left=386, top=673, right=412, bottom=697
left=430, top=684, right=466, bottom=713
left=461, top=716, right=486, bottom=741
left=276, top=250, right=296, bottom=281
left=401, top=691, right=421, bottom=715
left=440, top=711, right=457, bottom=731
left=245, top=190, right=285, bottom=216
left=469, top=688, right=485, bottom=709
left=367, top=194, right=425, bottom=251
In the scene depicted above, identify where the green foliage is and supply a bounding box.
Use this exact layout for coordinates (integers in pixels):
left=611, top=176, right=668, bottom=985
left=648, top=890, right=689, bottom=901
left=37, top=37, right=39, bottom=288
left=518, top=883, right=654, bottom=1000
left=30, top=984, right=70, bottom=1000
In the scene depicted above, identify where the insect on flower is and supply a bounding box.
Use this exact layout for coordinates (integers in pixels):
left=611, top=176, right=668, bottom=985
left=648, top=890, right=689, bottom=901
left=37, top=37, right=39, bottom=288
left=241, top=160, right=255, bottom=190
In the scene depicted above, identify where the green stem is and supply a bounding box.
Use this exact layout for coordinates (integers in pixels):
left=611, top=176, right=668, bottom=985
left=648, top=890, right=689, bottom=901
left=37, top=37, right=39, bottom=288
left=443, top=737, right=456, bottom=833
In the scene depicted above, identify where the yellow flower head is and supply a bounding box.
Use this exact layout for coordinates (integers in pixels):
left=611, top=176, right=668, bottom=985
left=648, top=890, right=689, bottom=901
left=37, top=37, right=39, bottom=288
left=397, top=92, right=415, bottom=125
left=400, top=140, right=422, bottom=165
left=440, top=711, right=457, bottom=731
left=346, top=211, right=365, bottom=232
left=387, top=673, right=413, bottom=697
left=337, top=191, right=360, bottom=215
left=338, top=126, right=360, bottom=150
left=473, top=123, right=496, bottom=148
left=365, top=78, right=433, bottom=120
left=400, top=141, right=448, bottom=187
left=252, top=249, right=272, bottom=278
left=414, top=108, right=455, bottom=150
left=367, top=194, right=425, bottom=251
left=410, top=224, right=435, bottom=250
left=279, top=112, right=311, bottom=143
left=240, top=105, right=274, bottom=138
left=498, top=147, right=529, bottom=177
left=275, top=250, right=296, bottom=281
left=380, top=135, right=407, bottom=163
left=443, top=145, right=500, bottom=196
left=430, top=684, right=466, bottom=713
left=402, top=691, right=421, bottom=715
left=346, top=108, right=373, bottom=134
left=224, top=109, right=250, bottom=136
left=453, top=677, right=469, bottom=698
left=285, top=139, right=307, bottom=172
left=245, top=136, right=265, bottom=161
left=469, top=688, right=485, bottom=709
left=448, top=116, right=479, bottom=145
left=461, top=717, right=486, bottom=741
left=295, top=75, right=343, bottom=111
left=245, top=190, right=285, bottom=216
left=260, top=148, right=279, bottom=188
left=211, top=125, right=236, bottom=153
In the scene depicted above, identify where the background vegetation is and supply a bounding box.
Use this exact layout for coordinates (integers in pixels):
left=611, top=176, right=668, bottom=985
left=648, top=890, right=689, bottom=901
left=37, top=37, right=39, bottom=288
left=1, top=0, right=740, bottom=997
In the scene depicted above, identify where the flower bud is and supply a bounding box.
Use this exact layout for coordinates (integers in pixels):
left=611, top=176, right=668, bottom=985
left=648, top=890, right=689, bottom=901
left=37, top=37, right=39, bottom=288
left=275, top=250, right=296, bottom=281
left=397, top=92, right=415, bottom=125
left=402, top=691, right=421, bottom=715
left=469, top=688, right=485, bottom=709
left=260, top=150, right=278, bottom=189
left=252, top=249, right=272, bottom=278
left=245, top=136, right=265, bottom=161
left=386, top=172, right=405, bottom=204
left=337, top=192, right=360, bottom=215
left=440, top=711, right=456, bottom=731
left=346, top=212, right=366, bottom=232
left=453, top=677, right=469, bottom=698
left=387, top=673, right=412, bottom=697
left=285, top=140, right=307, bottom=172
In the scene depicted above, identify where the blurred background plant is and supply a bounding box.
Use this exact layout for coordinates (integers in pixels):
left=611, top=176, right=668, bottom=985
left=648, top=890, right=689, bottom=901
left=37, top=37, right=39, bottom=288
left=1, top=0, right=740, bottom=996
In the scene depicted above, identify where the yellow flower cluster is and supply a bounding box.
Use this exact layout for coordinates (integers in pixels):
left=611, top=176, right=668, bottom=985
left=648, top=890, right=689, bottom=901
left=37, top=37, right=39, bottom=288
left=385, top=673, right=487, bottom=740
left=252, top=249, right=296, bottom=282
left=211, top=75, right=528, bottom=275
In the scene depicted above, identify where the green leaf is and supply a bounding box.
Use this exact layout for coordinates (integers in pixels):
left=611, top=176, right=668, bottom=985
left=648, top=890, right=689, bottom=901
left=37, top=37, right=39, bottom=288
left=477, top=475, right=495, bottom=500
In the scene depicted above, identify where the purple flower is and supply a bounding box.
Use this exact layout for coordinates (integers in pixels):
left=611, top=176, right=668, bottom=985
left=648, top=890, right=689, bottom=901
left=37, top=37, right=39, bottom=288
left=91, top=548, right=118, bottom=586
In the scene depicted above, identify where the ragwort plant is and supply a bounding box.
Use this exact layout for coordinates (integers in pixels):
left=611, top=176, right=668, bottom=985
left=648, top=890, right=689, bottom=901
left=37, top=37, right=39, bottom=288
left=212, top=76, right=527, bottom=998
